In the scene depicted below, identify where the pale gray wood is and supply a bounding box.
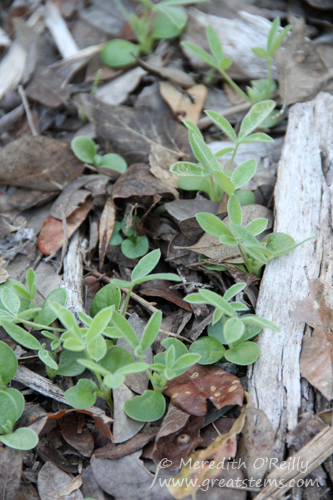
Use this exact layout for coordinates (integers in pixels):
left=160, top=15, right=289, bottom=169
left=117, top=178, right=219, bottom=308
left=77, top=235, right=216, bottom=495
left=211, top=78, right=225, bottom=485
left=62, top=230, right=87, bottom=315
left=247, top=92, right=333, bottom=458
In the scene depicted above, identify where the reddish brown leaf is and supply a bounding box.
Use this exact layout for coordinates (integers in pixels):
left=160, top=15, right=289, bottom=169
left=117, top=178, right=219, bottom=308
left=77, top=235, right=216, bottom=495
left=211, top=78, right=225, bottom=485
left=93, top=430, right=157, bottom=459
left=59, top=415, right=95, bottom=458
left=152, top=404, right=204, bottom=469
left=164, top=364, right=244, bottom=416
left=37, top=199, right=93, bottom=255
left=0, top=136, right=83, bottom=191
left=139, top=280, right=193, bottom=312
left=47, top=408, right=113, bottom=441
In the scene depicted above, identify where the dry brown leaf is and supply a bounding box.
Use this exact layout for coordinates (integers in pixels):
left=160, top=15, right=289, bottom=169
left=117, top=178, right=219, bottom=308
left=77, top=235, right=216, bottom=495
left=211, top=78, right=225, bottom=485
left=136, top=58, right=196, bottom=87
left=0, top=447, right=24, bottom=500
left=164, top=364, right=244, bottom=416
left=99, top=195, right=116, bottom=270
left=0, top=257, right=9, bottom=284
left=37, top=199, right=93, bottom=255
left=159, top=82, right=207, bottom=124
left=0, top=136, right=84, bottom=192
left=152, top=404, right=204, bottom=469
left=139, top=280, right=193, bottom=312
left=38, top=462, right=83, bottom=500
left=275, top=18, right=328, bottom=106
left=290, top=276, right=333, bottom=399
left=94, top=430, right=157, bottom=459
left=59, top=415, right=95, bottom=458
left=149, top=145, right=180, bottom=189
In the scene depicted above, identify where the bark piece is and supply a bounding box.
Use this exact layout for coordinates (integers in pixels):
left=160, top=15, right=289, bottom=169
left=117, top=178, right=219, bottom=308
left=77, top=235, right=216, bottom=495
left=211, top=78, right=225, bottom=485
left=247, top=92, right=333, bottom=458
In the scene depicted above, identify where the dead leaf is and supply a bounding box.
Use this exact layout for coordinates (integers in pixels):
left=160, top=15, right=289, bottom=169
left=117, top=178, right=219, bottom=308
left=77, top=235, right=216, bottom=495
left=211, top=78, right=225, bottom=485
left=37, top=199, right=93, bottom=255
left=136, top=57, right=196, bottom=87
left=96, top=67, right=147, bottom=106
left=90, top=453, right=173, bottom=500
left=149, top=145, right=180, bottom=189
left=0, top=136, right=84, bottom=191
left=0, top=257, right=9, bottom=284
left=113, top=384, right=145, bottom=444
left=159, top=82, right=207, bottom=125
left=47, top=408, right=113, bottom=441
left=186, top=205, right=273, bottom=262
left=305, top=0, right=333, bottom=7
left=165, top=199, right=219, bottom=238
left=75, top=94, right=192, bottom=166
left=0, top=447, right=24, bottom=500
left=290, top=276, right=333, bottom=399
left=112, top=164, right=178, bottom=207
left=59, top=414, right=95, bottom=457
left=152, top=404, right=204, bottom=469
left=168, top=394, right=249, bottom=499
left=164, top=364, right=244, bottom=416
left=275, top=18, right=328, bottom=106
left=94, top=430, right=157, bottom=459
left=139, top=280, right=193, bottom=312
left=81, top=466, right=106, bottom=500
left=38, top=462, right=84, bottom=500
left=17, top=484, right=40, bottom=500
left=0, top=187, right=57, bottom=213
left=99, top=195, right=116, bottom=270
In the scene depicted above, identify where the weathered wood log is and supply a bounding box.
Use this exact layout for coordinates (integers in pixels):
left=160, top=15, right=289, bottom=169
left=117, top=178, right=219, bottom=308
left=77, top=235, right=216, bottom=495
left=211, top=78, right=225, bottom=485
left=247, top=92, right=333, bottom=458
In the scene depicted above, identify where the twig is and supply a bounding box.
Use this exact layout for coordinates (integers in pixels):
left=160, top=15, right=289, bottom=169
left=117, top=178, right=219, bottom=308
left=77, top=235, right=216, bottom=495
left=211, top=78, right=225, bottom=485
left=0, top=104, right=24, bottom=134
left=18, top=85, right=38, bottom=136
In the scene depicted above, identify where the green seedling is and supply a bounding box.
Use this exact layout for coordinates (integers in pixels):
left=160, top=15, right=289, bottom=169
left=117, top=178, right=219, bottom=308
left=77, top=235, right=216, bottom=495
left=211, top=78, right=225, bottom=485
left=71, top=136, right=127, bottom=174
left=102, top=0, right=207, bottom=67
left=196, top=194, right=312, bottom=275
left=182, top=20, right=291, bottom=107
left=171, top=100, right=275, bottom=201
left=185, top=283, right=279, bottom=365
left=0, top=341, right=38, bottom=450
left=110, top=218, right=149, bottom=259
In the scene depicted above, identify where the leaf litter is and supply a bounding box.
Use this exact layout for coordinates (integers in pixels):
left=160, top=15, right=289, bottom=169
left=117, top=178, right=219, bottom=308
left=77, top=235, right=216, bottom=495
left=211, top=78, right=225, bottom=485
left=1, top=1, right=333, bottom=498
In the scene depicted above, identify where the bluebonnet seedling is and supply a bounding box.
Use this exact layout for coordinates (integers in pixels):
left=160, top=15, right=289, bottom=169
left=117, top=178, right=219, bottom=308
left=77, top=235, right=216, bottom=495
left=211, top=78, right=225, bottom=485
left=71, top=136, right=127, bottom=174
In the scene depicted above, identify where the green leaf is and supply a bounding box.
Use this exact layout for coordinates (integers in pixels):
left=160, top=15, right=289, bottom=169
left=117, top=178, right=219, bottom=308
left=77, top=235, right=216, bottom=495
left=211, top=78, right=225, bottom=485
left=4, top=388, right=24, bottom=420
left=122, top=235, right=149, bottom=259
left=0, top=427, right=39, bottom=450
left=90, top=284, right=121, bottom=318
left=246, top=218, right=268, bottom=236
left=243, top=245, right=269, bottom=264
left=160, top=0, right=208, bottom=6
left=264, top=232, right=296, bottom=257
left=219, top=234, right=238, bottom=246
left=181, top=42, right=217, bottom=68
left=230, top=159, right=257, bottom=189
left=229, top=222, right=262, bottom=246
left=71, top=136, right=96, bottom=164
left=170, top=161, right=208, bottom=177
left=141, top=310, right=162, bottom=351
left=228, top=194, right=242, bottom=225
left=155, top=5, right=187, bottom=31
left=241, top=314, right=280, bottom=332
left=0, top=390, right=17, bottom=430
left=26, top=269, right=36, bottom=295
left=0, top=279, right=30, bottom=314
left=238, top=101, right=276, bottom=140
left=101, top=39, right=140, bottom=69
left=38, top=349, right=58, bottom=370
left=208, top=319, right=226, bottom=343
left=77, top=358, right=110, bottom=376
left=109, top=278, right=132, bottom=288
left=103, top=373, right=125, bottom=389
left=117, top=362, right=149, bottom=375
left=1, top=321, right=41, bottom=351
left=214, top=147, right=235, bottom=158
left=86, top=335, right=107, bottom=361
left=225, top=341, right=260, bottom=365
left=1, top=288, right=20, bottom=316
left=134, top=273, right=182, bottom=285
left=213, top=171, right=235, bottom=196
left=184, top=293, right=205, bottom=304
left=269, top=24, right=292, bottom=57
left=224, top=317, right=245, bottom=344
left=152, top=11, right=183, bottom=39
left=0, top=341, right=17, bottom=388
left=172, top=353, right=201, bottom=371
left=240, top=324, right=262, bottom=342
left=251, top=47, right=269, bottom=60
left=132, top=249, right=161, bottom=282
left=267, top=18, right=280, bottom=54
left=100, top=345, right=135, bottom=373
left=198, top=289, right=237, bottom=317
left=64, top=379, right=98, bottom=409
left=238, top=132, right=273, bottom=144
left=62, top=336, right=85, bottom=352
left=196, top=213, right=233, bottom=238
left=189, top=337, right=225, bottom=364
left=166, top=345, right=176, bottom=367
left=85, top=307, right=113, bottom=344
left=111, top=311, right=139, bottom=348
left=12, top=284, right=30, bottom=300
left=161, top=338, right=188, bottom=358
left=219, top=57, right=232, bottom=70
left=177, top=175, right=217, bottom=201
left=49, top=302, right=81, bottom=339
left=34, top=288, right=67, bottom=328
left=223, top=283, right=246, bottom=302
left=188, top=131, right=220, bottom=173
left=56, top=350, right=86, bottom=377
left=204, top=111, right=237, bottom=142
left=212, top=308, right=223, bottom=324
left=124, top=390, right=166, bottom=422
left=206, top=25, right=223, bottom=61
left=97, top=154, right=127, bottom=173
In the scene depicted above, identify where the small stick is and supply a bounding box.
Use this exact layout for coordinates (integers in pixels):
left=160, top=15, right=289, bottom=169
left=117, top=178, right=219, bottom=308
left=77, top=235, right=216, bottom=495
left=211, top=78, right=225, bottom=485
left=18, top=85, right=38, bottom=136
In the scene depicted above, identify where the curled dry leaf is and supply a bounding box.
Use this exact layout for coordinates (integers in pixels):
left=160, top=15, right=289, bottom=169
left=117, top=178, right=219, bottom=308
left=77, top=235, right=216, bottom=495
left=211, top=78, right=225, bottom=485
left=47, top=408, right=113, bottom=441
left=163, top=364, right=244, bottom=417
left=59, top=415, right=95, bottom=458
left=99, top=195, right=116, bottom=270
left=139, top=280, right=193, bottom=312
left=75, top=94, right=192, bottom=166
left=168, top=394, right=249, bottom=499
left=290, top=276, right=333, bottom=400
left=112, top=164, right=178, bottom=207
left=37, top=199, right=93, bottom=255
left=94, top=430, right=157, bottom=459
left=159, top=82, right=207, bottom=125
left=0, top=136, right=84, bottom=191
left=152, top=404, right=204, bottom=469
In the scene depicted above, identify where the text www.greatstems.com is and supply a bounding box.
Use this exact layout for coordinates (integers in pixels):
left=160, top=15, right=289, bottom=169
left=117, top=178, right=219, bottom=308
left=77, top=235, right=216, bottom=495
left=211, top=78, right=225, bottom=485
left=159, top=477, right=320, bottom=492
